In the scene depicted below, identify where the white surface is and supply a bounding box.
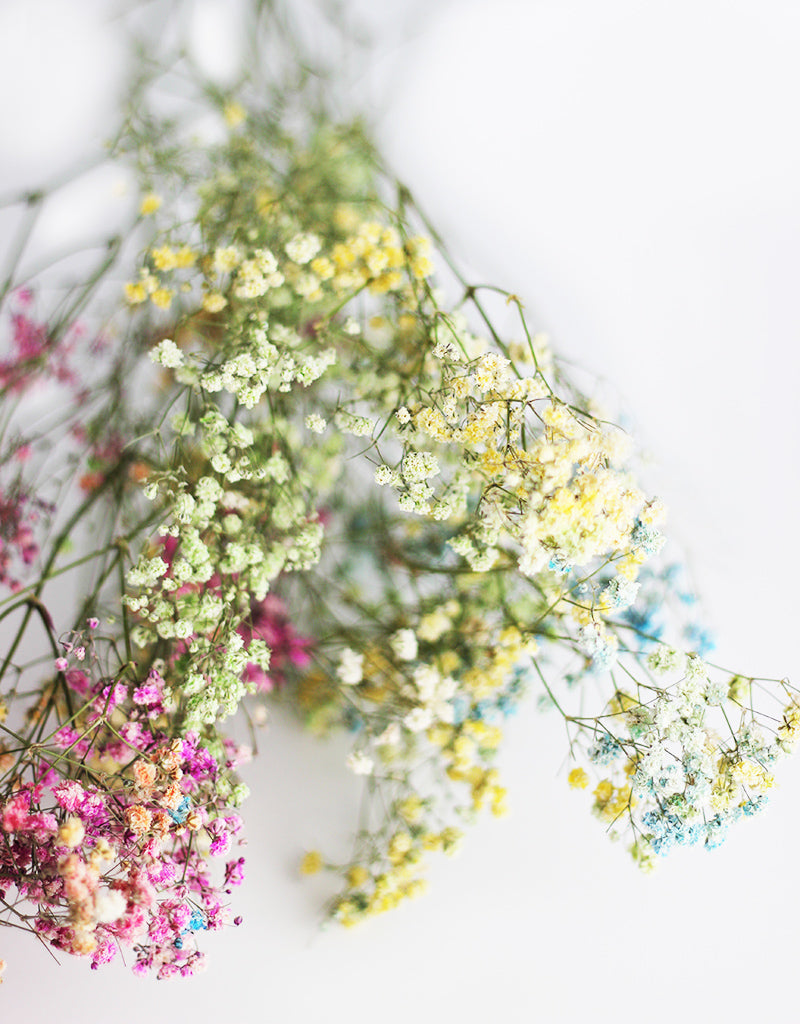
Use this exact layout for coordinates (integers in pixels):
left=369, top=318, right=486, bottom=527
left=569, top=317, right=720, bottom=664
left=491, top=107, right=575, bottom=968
left=1, top=2, right=799, bottom=1021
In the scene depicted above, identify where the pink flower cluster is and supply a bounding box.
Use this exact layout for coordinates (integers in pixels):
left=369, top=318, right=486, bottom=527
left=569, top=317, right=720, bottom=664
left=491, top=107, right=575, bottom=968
left=0, top=289, right=80, bottom=394
left=238, top=592, right=312, bottom=691
left=0, top=635, right=248, bottom=979
left=0, top=484, right=46, bottom=591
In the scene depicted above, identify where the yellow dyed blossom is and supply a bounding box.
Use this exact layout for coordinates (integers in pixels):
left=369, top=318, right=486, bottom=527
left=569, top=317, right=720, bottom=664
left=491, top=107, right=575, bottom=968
left=568, top=767, right=590, bottom=789
left=368, top=270, right=403, bottom=294
left=464, top=720, right=503, bottom=749
left=334, top=899, right=359, bottom=927
left=333, top=204, right=361, bottom=233
left=139, top=192, right=162, bottom=215
left=213, top=246, right=242, bottom=273
left=490, top=785, right=509, bottom=817
left=300, top=850, right=324, bottom=875
left=223, top=100, right=246, bottom=127
left=593, top=780, right=632, bottom=822
left=255, top=188, right=276, bottom=217
left=421, top=832, right=443, bottom=852
left=403, top=878, right=428, bottom=899
left=397, top=795, right=424, bottom=825
left=202, top=292, right=227, bottom=313
left=331, top=241, right=356, bottom=269
left=437, top=650, right=460, bottom=675
left=417, top=605, right=453, bottom=643
left=150, top=288, right=174, bottom=309
left=452, top=734, right=476, bottom=762
left=174, top=245, right=197, bottom=268
left=151, top=245, right=178, bottom=271
left=405, top=235, right=434, bottom=278
left=731, top=760, right=775, bottom=792
left=310, top=256, right=335, bottom=280
left=388, top=831, right=413, bottom=864
left=609, top=691, right=638, bottom=715
left=777, top=700, right=800, bottom=751
left=440, top=827, right=463, bottom=855
left=347, top=866, right=370, bottom=889
left=124, top=281, right=147, bottom=304
left=728, top=676, right=751, bottom=704
left=428, top=723, right=454, bottom=747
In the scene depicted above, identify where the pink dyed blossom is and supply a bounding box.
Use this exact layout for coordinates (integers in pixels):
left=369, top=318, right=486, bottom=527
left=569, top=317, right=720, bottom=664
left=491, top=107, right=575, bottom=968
left=0, top=486, right=42, bottom=591
left=224, top=857, right=245, bottom=888
left=52, top=726, right=80, bottom=750
left=238, top=593, right=313, bottom=692
left=1, top=792, right=31, bottom=832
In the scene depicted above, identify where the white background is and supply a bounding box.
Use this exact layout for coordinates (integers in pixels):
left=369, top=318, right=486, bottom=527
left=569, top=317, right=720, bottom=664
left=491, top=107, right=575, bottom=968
left=1, top=1, right=799, bottom=1021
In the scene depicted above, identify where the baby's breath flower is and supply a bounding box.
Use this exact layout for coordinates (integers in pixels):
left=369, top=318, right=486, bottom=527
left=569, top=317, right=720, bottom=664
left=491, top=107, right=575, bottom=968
left=390, top=629, right=418, bottom=662
left=346, top=750, right=374, bottom=776
left=337, top=649, right=363, bottom=686
left=285, top=232, right=321, bottom=264
left=305, top=413, right=326, bottom=434
left=57, top=817, right=85, bottom=849
left=568, top=767, right=590, bottom=790
left=150, top=338, right=183, bottom=368
left=213, top=246, right=242, bottom=273
left=139, top=192, right=162, bottom=215
left=202, top=291, right=227, bottom=312
left=300, top=851, right=324, bottom=876
left=150, top=287, right=174, bottom=309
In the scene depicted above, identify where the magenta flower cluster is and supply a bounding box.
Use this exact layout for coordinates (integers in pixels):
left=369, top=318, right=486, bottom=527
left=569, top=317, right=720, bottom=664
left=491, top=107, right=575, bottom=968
left=0, top=637, right=248, bottom=979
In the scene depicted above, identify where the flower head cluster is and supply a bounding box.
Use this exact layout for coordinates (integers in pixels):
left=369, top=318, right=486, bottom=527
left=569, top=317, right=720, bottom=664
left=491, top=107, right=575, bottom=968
left=0, top=629, right=247, bottom=977
left=0, top=290, right=81, bottom=394
left=562, top=651, right=799, bottom=866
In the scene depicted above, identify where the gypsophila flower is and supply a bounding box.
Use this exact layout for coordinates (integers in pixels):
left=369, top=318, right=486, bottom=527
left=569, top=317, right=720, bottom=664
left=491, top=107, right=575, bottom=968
left=150, top=338, right=183, bottom=368
left=285, top=232, right=321, bottom=264
left=346, top=750, right=374, bottom=775
left=305, top=413, right=326, bottom=434
left=390, top=629, right=418, bottom=662
left=337, top=648, right=363, bottom=686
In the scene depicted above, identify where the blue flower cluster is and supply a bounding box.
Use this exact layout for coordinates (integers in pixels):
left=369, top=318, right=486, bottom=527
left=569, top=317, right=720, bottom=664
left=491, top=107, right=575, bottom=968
left=174, top=907, right=208, bottom=948
left=642, top=797, right=767, bottom=855
left=630, top=520, right=663, bottom=556
left=588, top=732, right=624, bottom=766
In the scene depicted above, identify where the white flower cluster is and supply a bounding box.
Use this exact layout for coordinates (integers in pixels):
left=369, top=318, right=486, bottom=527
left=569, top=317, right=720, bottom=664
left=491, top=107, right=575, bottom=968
left=285, top=232, right=321, bottom=265
left=402, top=664, right=457, bottom=733
left=150, top=337, right=183, bottom=368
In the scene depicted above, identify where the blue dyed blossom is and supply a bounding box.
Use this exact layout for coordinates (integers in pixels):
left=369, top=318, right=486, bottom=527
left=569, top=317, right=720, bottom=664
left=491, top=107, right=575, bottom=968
left=167, top=795, right=191, bottom=824
left=588, top=733, right=623, bottom=766
left=631, top=519, right=664, bottom=556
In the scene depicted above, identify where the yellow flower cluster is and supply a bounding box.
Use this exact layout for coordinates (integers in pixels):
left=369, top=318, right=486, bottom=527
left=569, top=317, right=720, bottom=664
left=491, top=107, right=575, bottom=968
left=568, top=767, right=590, bottom=789
left=517, top=404, right=644, bottom=577
left=125, top=170, right=435, bottom=323
left=459, top=626, right=537, bottom=701
left=327, top=222, right=432, bottom=295
left=777, top=700, right=800, bottom=752
left=332, top=826, right=463, bottom=927
left=712, top=757, right=775, bottom=811
left=593, top=778, right=634, bottom=823
left=430, top=719, right=507, bottom=816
